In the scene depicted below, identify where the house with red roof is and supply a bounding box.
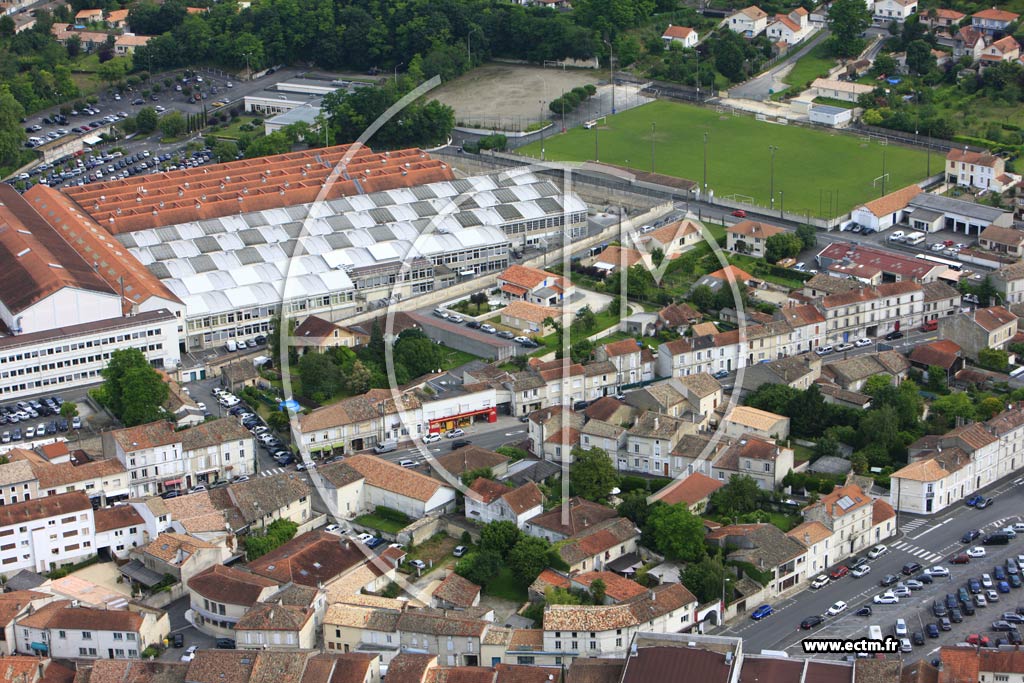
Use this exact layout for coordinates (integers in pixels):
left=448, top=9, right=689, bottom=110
left=767, top=7, right=810, bottom=44
left=972, top=7, right=1019, bottom=34
left=938, top=305, right=1018, bottom=360
left=595, top=338, right=656, bottom=387
left=651, top=472, right=724, bottom=514
left=661, top=24, right=698, bottom=48
left=921, top=8, right=964, bottom=30
left=980, top=35, right=1021, bottom=63
left=496, top=265, right=575, bottom=306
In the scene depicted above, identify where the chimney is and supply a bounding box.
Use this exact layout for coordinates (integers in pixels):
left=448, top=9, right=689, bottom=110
left=649, top=590, right=656, bottom=602
left=804, top=532, right=810, bottom=544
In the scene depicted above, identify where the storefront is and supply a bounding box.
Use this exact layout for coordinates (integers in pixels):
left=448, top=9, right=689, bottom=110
left=428, top=407, right=498, bottom=433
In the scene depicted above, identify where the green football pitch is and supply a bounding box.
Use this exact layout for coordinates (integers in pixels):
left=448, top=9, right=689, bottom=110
left=518, top=100, right=932, bottom=218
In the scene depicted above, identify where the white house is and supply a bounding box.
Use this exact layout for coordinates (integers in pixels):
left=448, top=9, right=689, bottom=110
left=727, top=5, right=769, bottom=37
left=848, top=184, right=923, bottom=232
left=464, top=478, right=544, bottom=527
left=873, top=0, right=917, bottom=23
left=946, top=148, right=1014, bottom=192
left=767, top=7, right=811, bottom=44
left=331, top=454, right=456, bottom=518
left=661, top=25, right=698, bottom=48
left=14, top=601, right=168, bottom=659
left=0, top=491, right=95, bottom=574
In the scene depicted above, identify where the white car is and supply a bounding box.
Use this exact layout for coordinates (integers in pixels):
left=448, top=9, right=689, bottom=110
left=976, top=594, right=988, bottom=607
left=874, top=592, right=899, bottom=604
left=927, top=566, right=950, bottom=578
left=356, top=533, right=374, bottom=543
left=814, top=345, right=834, bottom=356
left=811, top=575, right=830, bottom=589
left=1014, top=524, right=1024, bottom=533
left=895, top=618, right=908, bottom=637
left=422, top=433, right=441, bottom=444
left=868, top=545, right=888, bottom=559
left=196, top=402, right=206, bottom=411
left=827, top=601, right=847, bottom=616
left=180, top=646, right=199, bottom=662
left=852, top=565, right=871, bottom=578
left=854, top=338, right=873, bottom=347
left=983, top=574, right=994, bottom=588
left=967, top=546, right=987, bottom=558
left=447, top=314, right=464, bottom=324
left=931, top=242, right=947, bottom=252
left=987, top=589, right=1000, bottom=602
left=513, top=336, right=531, bottom=344
left=324, top=524, right=341, bottom=534
left=835, top=342, right=854, bottom=352
left=445, top=428, right=465, bottom=439
left=479, top=324, right=496, bottom=334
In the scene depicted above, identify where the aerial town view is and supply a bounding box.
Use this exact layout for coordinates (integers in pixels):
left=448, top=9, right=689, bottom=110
left=2, top=0, right=1024, bottom=680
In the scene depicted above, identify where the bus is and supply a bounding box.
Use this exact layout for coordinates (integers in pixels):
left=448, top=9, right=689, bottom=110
left=915, top=253, right=963, bottom=271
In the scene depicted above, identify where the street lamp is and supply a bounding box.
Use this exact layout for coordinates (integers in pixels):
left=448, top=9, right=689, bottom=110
left=604, top=38, right=616, bottom=115
left=768, top=145, right=779, bottom=211
left=779, top=190, right=784, bottom=217
left=243, top=52, right=252, bottom=80
left=702, top=131, right=709, bottom=197
left=394, top=62, right=404, bottom=85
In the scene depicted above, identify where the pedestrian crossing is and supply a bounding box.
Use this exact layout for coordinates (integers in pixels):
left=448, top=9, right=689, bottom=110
left=900, top=519, right=927, bottom=534
left=891, top=540, right=943, bottom=563
left=259, top=467, right=287, bottom=478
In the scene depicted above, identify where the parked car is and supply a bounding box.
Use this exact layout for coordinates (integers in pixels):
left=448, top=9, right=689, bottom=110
left=852, top=565, right=871, bottom=578
left=827, top=601, right=847, bottom=616
left=885, top=330, right=905, bottom=341
left=868, top=545, right=889, bottom=560
left=874, top=592, right=899, bottom=605
left=453, top=546, right=468, bottom=557
left=181, top=646, right=199, bottom=663
left=902, top=562, right=923, bottom=575
left=830, top=566, right=850, bottom=580
left=855, top=606, right=872, bottom=617
left=750, top=604, right=773, bottom=620
left=800, top=615, right=824, bottom=629
left=172, top=633, right=184, bottom=648
left=216, top=639, right=236, bottom=649
left=963, top=529, right=982, bottom=543
left=811, top=575, right=830, bottom=589
left=854, top=338, right=873, bottom=347
left=731, top=209, right=747, bottom=218
left=445, top=428, right=466, bottom=439
left=422, top=432, right=441, bottom=444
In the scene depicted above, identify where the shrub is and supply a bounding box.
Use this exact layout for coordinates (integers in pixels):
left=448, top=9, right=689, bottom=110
left=373, top=506, right=411, bottom=524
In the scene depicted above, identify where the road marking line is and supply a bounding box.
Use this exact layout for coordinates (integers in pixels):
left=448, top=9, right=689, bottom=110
left=912, top=518, right=953, bottom=541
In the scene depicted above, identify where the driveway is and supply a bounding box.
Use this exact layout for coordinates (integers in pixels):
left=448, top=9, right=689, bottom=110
left=728, top=30, right=830, bottom=101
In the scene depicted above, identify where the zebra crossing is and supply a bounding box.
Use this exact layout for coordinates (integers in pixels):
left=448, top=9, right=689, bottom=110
left=900, top=519, right=927, bottom=534
left=891, top=540, right=943, bottom=563
left=259, top=467, right=287, bottom=478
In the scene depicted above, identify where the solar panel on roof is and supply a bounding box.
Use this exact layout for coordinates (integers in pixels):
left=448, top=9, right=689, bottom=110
left=496, top=175, right=519, bottom=187
left=369, top=207, right=395, bottom=224
left=836, top=495, right=857, bottom=510
left=411, top=185, right=437, bottom=200
left=495, top=204, right=523, bottom=221
left=454, top=212, right=483, bottom=228
left=459, top=196, right=480, bottom=210
left=285, top=205, right=309, bottom=220
left=369, top=192, right=393, bottom=208
left=237, top=229, right=267, bottom=246
left=148, top=262, right=172, bottom=280
left=280, top=223, right=304, bottom=239
left=189, top=255, right=218, bottom=273
left=324, top=233, right=353, bottom=249
left=536, top=197, right=563, bottom=214
left=410, top=201, right=435, bottom=218
left=149, top=243, right=176, bottom=261
left=451, top=179, right=473, bottom=194
left=117, top=233, right=138, bottom=248
left=198, top=220, right=224, bottom=234
left=324, top=215, right=354, bottom=230
left=494, top=189, right=519, bottom=203
left=368, top=225, right=396, bottom=242
left=534, top=182, right=559, bottom=197
left=194, top=236, right=220, bottom=254
left=156, top=226, right=181, bottom=242
left=279, top=239, right=299, bottom=257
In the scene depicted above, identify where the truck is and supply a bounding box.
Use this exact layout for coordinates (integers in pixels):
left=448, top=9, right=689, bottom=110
left=905, top=231, right=927, bottom=246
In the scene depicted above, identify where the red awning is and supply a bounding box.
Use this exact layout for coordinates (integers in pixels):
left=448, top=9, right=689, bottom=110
left=163, top=479, right=183, bottom=487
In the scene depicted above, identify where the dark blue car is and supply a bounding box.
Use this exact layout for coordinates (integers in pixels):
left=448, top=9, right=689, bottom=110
left=999, top=581, right=1011, bottom=593
left=365, top=537, right=385, bottom=549
left=967, top=494, right=984, bottom=507
left=926, top=623, right=940, bottom=638
left=751, top=605, right=774, bottom=620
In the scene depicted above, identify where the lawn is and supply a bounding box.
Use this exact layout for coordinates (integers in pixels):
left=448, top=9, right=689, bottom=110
left=781, top=41, right=837, bottom=90
left=210, top=115, right=262, bottom=140
left=519, top=100, right=930, bottom=218
left=483, top=566, right=529, bottom=602
left=440, top=348, right=483, bottom=370
left=403, top=534, right=459, bottom=575
left=792, top=443, right=814, bottom=464
left=354, top=513, right=408, bottom=535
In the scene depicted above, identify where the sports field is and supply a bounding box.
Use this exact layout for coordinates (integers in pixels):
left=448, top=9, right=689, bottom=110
left=518, top=100, right=931, bottom=217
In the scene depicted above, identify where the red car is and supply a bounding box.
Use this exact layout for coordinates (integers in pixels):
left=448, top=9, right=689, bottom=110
left=967, top=634, right=990, bottom=647
left=731, top=209, right=747, bottom=218
left=920, top=320, right=938, bottom=332
left=951, top=553, right=971, bottom=564
left=830, top=566, right=850, bottom=580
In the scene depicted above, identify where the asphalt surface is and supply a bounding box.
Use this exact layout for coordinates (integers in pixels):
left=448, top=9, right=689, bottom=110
left=727, top=30, right=831, bottom=101
left=718, top=472, right=1024, bottom=664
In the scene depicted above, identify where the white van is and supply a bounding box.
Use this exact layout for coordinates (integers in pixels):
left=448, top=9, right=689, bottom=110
left=226, top=340, right=237, bottom=352
left=905, top=232, right=927, bottom=245
left=889, top=230, right=906, bottom=242
left=373, top=441, right=398, bottom=454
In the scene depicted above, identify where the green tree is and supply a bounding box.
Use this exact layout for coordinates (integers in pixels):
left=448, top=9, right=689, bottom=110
left=858, top=404, right=900, bottom=453
left=575, top=305, right=597, bottom=333
left=570, top=446, right=620, bottom=501
left=617, top=489, right=653, bottom=527
left=159, top=110, right=187, bottom=138
left=298, top=352, right=343, bottom=400
left=97, top=348, right=169, bottom=426
left=978, top=396, right=1004, bottom=420
left=828, top=0, right=872, bottom=57
left=0, top=85, right=26, bottom=168
left=681, top=553, right=726, bottom=603
left=97, top=57, right=129, bottom=87
left=979, top=348, right=1009, bottom=373
left=266, top=411, right=290, bottom=432
left=455, top=550, right=501, bottom=586
left=925, top=364, right=948, bottom=393
left=470, top=292, right=488, bottom=312
left=645, top=503, right=706, bottom=563
left=906, top=39, right=936, bottom=75
left=931, top=391, right=976, bottom=426
left=508, top=536, right=551, bottom=583
left=461, top=467, right=496, bottom=487
left=346, top=360, right=372, bottom=394
left=59, top=402, right=79, bottom=420
left=709, top=474, right=763, bottom=517
left=689, top=284, right=715, bottom=311
left=814, top=434, right=840, bottom=459
left=863, top=374, right=893, bottom=397
left=651, top=247, right=665, bottom=267
left=394, top=329, right=445, bottom=378
left=135, top=107, right=159, bottom=134
left=715, top=40, right=745, bottom=82
left=589, top=578, right=607, bottom=603
left=480, top=520, right=521, bottom=559
left=244, top=518, right=299, bottom=560
left=796, top=224, right=817, bottom=251
left=764, top=232, right=803, bottom=263
left=213, top=140, right=239, bottom=163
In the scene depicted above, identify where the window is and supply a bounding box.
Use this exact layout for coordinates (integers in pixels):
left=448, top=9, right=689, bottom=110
left=126, top=633, right=136, bottom=641
left=113, top=632, right=123, bottom=640
left=554, top=641, right=561, bottom=650
left=81, top=631, right=92, bottom=640
left=58, top=631, right=66, bottom=639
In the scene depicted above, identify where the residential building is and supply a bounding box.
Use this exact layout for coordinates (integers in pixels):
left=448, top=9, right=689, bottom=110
left=181, top=418, right=256, bottom=489
left=786, top=521, right=835, bottom=576
left=821, top=350, right=910, bottom=392
left=922, top=280, right=962, bottom=323
left=341, top=454, right=456, bottom=518
left=650, top=472, right=724, bottom=514
left=497, top=265, right=575, bottom=306
left=523, top=498, right=618, bottom=543
left=0, top=492, right=94, bottom=574
left=740, top=353, right=822, bottom=390
left=661, top=25, right=698, bottom=48
left=235, top=583, right=324, bottom=650
left=218, top=473, right=312, bottom=532
left=810, top=78, right=873, bottom=103
left=767, top=7, right=811, bottom=44
left=921, top=8, right=964, bottom=29
left=954, top=26, right=988, bottom=60
left=992, top=261, right=1024, bottom=305
left=710, top=435, right=794, bottom=490
left=74, top=8, right=103, bottom=22
left=817, top=282, right=925, bottom=342
left=555, top=517, right=640, bottom=573
left=623, top=411, right=691, bottom=477
left=292, top=316, right=368, bottom=352
left=656, top=303, right=701, bottom=334
left=972, top=7, right=1019, bottom=34
left=298, top=391, right=424, bottom=457
left=247, top=531, right=377, bottom=590
left=187, top=564, right=279, bottom=640
left=720, top=406, right=789, bottom=440
left=724, top=221, right=787, bottom=258
left=113, top=33, right=151, bottom=55
left=637, top=220, right=703, bottom=259
left=847, top=184, right=923, bottom=233
left=541, top=583, right=698, bottom=659
left=322, top=604, right=402, bottom=663
left=93, top=506, right=146, bottom=560
left=396, top=608, right=491, bottom=667
left=706, top=523, right=807, bottom=596
left=981, top=35, right=1023, bottom=61
left=127, top=532, right=230, bottom=585
left=105, top=9, right=129, bottom=28
left=500, top=302, right=559, bottom=336
left=464, top=478, right=544, bottom=527
left=946, top=148, right=1012, bottom=192
left=727, top=6, right=769, bottom=36
left=873, top=0, right=917, bottom=23
left=0, top=461, right=38, bottom=506
left=595, top=339, right=655, bottom=388
left=938, top=305, right=1017, bottom=359
left=14, top=600, right=169, bottom=659
left=433, top=446, right=510, bottom=481
left=979, top=225, right=1024, bottom=256
left=432, top=573, right=482, bottom=610
left=908, top=339, right=965, bottom=378
left=802, top=483, right=875, bottom=556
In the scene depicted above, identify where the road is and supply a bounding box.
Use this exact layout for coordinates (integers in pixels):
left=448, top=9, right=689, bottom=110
left=717, top=472, right=1024, bottom=664
left=728, top=30, right=831, bottom=101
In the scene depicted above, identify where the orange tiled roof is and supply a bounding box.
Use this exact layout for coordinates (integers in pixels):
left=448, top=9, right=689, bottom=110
left=973, top=8, right=1019, bottom=21
left=859, top=184, right=922, bottom=218
left=662, top=25, right=695, bottom=39
left=62, top=144, right=454, bottom=234
left=653, top=472, right=724, bottom=506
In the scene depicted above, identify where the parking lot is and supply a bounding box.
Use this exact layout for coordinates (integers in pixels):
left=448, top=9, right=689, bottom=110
left=777, top=516, right=1024, bottom=665
left=0, top=395, right=86, bottom=447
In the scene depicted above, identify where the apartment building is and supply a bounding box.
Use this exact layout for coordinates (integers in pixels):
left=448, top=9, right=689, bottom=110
left=802, top=483, right=876, bottom=556
left=0, top=492, right=94, bottom=574
left=946, top=148, right=1013, bottom=192
left=14, top=601, right=168, bottom=659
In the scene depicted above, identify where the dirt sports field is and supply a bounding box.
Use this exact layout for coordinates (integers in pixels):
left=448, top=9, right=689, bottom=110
left=431, top=63, right=600, bottom=130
